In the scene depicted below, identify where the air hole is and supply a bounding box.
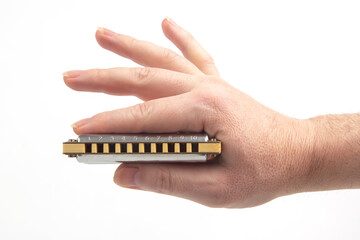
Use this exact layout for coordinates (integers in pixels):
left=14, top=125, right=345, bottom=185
left=168, top=143, right=174, bottom=152
left=144, top=143, right=151, bottom=153
left=156, top=143, right=163, bottom=152
left=133, top=143, right=139, bottom=153
left=192, top=143, right=198, bottom=152
left=109, top=144, right=115, bottom=153
left=85, top=144, right=91, bottom=153
left=97, top=143, right=104, bottom=153
left=180, top=143, right=186, bottom=152
left=121, top=143, right=127, bottom=153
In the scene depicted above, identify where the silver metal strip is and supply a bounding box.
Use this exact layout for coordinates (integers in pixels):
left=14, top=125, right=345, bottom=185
left=76, top=153, right=207, bottom=163
left=78, top=133, right=209, bottom=143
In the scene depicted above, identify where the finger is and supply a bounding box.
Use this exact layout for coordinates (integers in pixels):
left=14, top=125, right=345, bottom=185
left=162, top=17, right=220, bottom=76
left=63, top=67, right=196, bottom=101
left=95, top=27, right=203, bottom=75
left=71, top=93, right=206, bottom=135
left=114, top=162, right=228, bottom=207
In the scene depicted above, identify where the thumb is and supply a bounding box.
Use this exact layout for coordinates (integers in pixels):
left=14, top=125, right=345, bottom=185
left=113, top=162, right=228, bottom=207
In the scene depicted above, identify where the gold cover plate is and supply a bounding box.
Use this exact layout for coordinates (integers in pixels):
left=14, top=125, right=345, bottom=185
left=63, top=143, right=86, bottom=154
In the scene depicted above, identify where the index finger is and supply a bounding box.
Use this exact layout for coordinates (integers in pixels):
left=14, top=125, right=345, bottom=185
left=72, top=93, right=205, bottom=134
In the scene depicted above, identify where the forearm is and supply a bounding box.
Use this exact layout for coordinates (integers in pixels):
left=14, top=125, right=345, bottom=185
left=306, top=114, right=360, bottom=192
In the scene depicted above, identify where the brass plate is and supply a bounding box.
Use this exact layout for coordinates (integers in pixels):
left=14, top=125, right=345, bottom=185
left=198, top=142, right=221, bottom=153
left=63, top=143, right=86, bottom=154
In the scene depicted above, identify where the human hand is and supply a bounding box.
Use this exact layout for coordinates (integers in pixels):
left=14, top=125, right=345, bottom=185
left=63, top=18, right=314, bottom=208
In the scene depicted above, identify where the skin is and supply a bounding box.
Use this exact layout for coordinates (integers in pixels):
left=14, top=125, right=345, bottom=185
left=63, top=18, right=360, bottom=208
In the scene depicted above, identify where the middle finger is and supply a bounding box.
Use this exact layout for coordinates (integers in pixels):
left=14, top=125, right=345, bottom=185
left=63, top=67, right=198, bottom=100
left=96, top=27, right=204, bottom=75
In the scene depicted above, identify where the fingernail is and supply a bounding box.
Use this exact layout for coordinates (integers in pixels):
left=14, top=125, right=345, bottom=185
left=63, top=70, right=83, bottom=78
left=71, top=118, right=91, bottom=129
left=114, top=167, right=139, bottom=188
left=165, top=17, right=178, bottom=27
left=97, top=27, right=116, bottom=37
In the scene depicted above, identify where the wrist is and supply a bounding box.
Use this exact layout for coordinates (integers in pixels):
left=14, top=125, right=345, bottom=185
left=305, top=115, right=360, bottom=191
left=277, top=118, right=316, bottom=196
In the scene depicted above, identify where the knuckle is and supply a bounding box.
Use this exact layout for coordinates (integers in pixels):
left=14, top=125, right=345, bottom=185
left=91, top=112, right=105, bottom=122
left=162, top=49, right=181, bottom=64
left=154, top=167, right=174, bottom=194
left=203, top=55, right=216, bottom=66
left=127, top=36, right=137, bottom=47
left=93, top=68, right=106, bottom=82
left=132, top=67, right=152, bottom=86
left=191, top=83, right=233, bottom=114
left=89, top=111, right=112, bottom=131
left=205, top=174, right=235, bottom=208
left=179, top=33, right=195, bottom=53
left=183, top=31, right=195, bottom=41
left=193, top=87, right=222, bottom=109
left=125, top=37, right=138, bottom=58
left=129, top=102, right=151, bottom=124
left=91, top=69, right=107, bottom=92
left=92, top=110, right=113, bottom=123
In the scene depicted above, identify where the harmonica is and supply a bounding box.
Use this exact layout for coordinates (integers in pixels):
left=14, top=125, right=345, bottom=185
left=63, top=133, right=221, bottom=163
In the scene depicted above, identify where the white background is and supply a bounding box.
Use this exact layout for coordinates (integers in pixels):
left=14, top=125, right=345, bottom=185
left=1, top=0, right=359, bottom=239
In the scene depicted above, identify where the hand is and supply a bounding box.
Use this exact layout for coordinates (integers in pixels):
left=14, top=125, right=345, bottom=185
left=63, top=18, right=314, bottom=208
